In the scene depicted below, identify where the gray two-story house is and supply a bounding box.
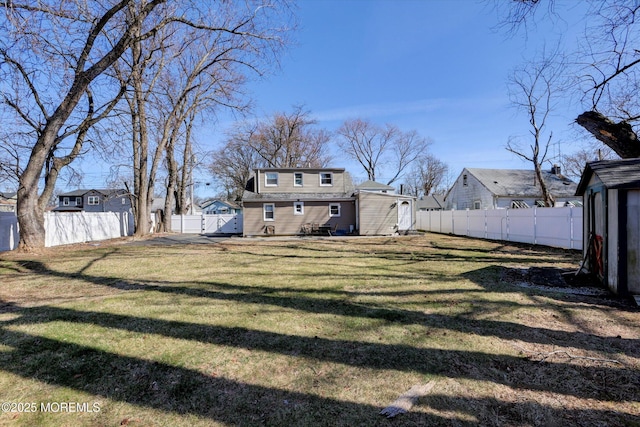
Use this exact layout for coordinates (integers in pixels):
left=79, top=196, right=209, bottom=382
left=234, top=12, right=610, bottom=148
left=242, top=168, right=416, bottom=236
left=242, top=168, right=357, bottom=236
left=54, top=189, right=132, bottom=213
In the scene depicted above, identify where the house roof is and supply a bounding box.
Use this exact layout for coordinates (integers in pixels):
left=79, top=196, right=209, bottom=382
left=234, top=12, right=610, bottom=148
left=255, top=167, right=346, bottom=172
left=575, top=158, right=640, bottom=196
left=58, top=188, right=127, bottom=197
left=201, top=199, right=241, bottom=209
left=356, top=180, right=394, bottom=191
left=52, top=206, right=84, bottom=212
left=0, top=192, right=17, bottom=200
left=242, top=191, right=354, bottom=202
left=417, top=194, right=445, bottom=210
left=464, top=168, right=577, bottom=198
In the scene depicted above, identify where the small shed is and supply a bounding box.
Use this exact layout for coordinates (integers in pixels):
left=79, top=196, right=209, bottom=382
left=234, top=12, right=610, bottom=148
left=356, top=190, right=416, bottom=235
left=575, top=158, right=640, bottom=296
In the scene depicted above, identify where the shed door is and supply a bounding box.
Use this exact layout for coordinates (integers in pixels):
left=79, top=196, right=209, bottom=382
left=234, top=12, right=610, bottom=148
left=627, top=190, right=640, bottom=294
left=398, top=200, right=412, bottom=231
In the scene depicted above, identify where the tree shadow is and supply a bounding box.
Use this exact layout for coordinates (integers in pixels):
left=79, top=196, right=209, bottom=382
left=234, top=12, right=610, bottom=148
left=414, top=393, right=639, bottom=426
left=12, top=258, right=640, bottom=360
left=0, top=302, right=637, bottom=425
left=2, top=245, right=639, bottom=425
left=463, top=265, right=638, bottom=311
left=0, top=328, right=406, bottom=425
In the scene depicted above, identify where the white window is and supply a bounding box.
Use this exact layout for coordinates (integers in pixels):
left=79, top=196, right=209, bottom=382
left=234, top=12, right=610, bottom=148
left=294, top=172, right=303, bottom=187
left=263, top=203, right=275, bottom=221
left=463, top=174, right=468, bottom=186
left=294, top=201, right=304, bottom=215
left=63, top=197, right=70, bottom=206
left=329, top=203, right=341, bottom=217
left=75, top=197, right=82, bottom=205
left=88, top=196, right=100, bottom=205
left=473, top=201, right=481, bottom=210
left=121, top=198, right=126, bottom=205
left=320, top=172, right=333, bottom=186
left=265, top=172, right=279, bottom=187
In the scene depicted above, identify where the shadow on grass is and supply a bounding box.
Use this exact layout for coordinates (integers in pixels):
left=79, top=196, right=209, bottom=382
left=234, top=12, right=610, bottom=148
left=11, top=258, right=640, bottom=360
left=415, top=393, right=636, bottom=426
left=2, top=244, right=639, bottom=425
left=229, top=245, right=567, bottom=267
left=0, top=328, right=406, bottom=426
left=0, top=303, right=638, bottom=425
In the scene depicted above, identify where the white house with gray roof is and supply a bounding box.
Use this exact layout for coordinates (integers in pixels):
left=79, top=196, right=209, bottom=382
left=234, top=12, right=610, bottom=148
left=445, top=167, right=579, bottom=210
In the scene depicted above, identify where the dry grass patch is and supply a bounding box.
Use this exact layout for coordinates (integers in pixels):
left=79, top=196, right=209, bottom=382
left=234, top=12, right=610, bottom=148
left=0, top=233, right=638, bottom=426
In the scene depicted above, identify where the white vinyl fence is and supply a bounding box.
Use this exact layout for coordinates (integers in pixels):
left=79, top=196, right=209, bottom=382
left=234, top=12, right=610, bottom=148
left=171, top=213, right=243, bottom=234
left=416, top=207, right=583, bottom=250
left=0, top=212, right=19, bottom=251
left=45, top=212, right=132, bottom=247
left=0, top=211, right=133, bottom=251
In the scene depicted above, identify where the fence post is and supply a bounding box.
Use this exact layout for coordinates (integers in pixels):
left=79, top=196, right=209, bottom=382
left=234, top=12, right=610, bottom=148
left=569, top=206, right=575, bottom=250
left=533, top=206, right=537, bottom=245
left=505, top=208, right=510, bottom=241
left=466, top=209, right=470, bottom=236
left=484, top=208, right=488, bottom=239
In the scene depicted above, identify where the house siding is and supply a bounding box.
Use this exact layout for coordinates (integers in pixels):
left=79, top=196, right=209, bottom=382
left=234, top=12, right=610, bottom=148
left=358, top=192, right=414, bottom=235
left=446, top=170, right=494, bottom=210
left=256, top=169, right=348, bottom=194
left=243, top=200, right=356, bottom=236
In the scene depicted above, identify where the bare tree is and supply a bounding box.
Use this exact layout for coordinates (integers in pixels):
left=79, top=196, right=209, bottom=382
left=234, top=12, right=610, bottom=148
left=112, top=1, right=293, bottom=235
left=561, top=144, right=615, bottom=181
left=249, top=106, right=332, bottom=168
left=0, top=0, right=174, bottom=251
left=1, top=0, right=294, bottom=250
left=209, top=106, right=332, bottom=199
left=506, top=53, right=566, bottom=207
left=498, top=0, right=640, bottom=158
left=405, top=154, right=449, bottom=197
left=209, top=125, right=263, bottom=200
left=337, top=119, right=430, bottom=185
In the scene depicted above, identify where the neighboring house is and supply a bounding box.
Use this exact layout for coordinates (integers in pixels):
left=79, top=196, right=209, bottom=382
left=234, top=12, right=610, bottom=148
left=445, top=167, right=579, bottom=210
left=54, top=189, right=132, bottom=213
left=201, top=199, right=242, bottom=215
left=0, top=192, right=17, bottom=212
left=417, top=194, right=445, bottom=211
left=576, top=158, right=640, bottom=298
left=242, top=168, right=416, bottom=236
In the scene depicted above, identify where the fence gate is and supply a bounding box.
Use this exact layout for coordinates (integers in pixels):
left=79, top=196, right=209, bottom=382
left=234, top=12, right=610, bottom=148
left=202, top=214, right=243, bottom=234
left=171, top=214, right=242, bottom=234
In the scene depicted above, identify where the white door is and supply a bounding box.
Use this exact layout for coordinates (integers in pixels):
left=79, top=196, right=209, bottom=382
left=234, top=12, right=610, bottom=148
left=398, top=200, right=412, bottom=230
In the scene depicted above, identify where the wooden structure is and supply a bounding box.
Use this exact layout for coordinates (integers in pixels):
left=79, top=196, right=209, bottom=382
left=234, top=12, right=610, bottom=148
left=576, top=158, right=640, bottom=296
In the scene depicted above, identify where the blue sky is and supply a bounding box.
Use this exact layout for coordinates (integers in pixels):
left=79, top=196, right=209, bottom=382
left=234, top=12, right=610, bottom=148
left=77, top=0, right=589, bottom=197
left=191, top=0, right=588, bottom=194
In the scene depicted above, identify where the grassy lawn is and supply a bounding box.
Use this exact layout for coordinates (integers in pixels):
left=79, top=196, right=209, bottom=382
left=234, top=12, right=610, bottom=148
left=0, top=233, right=638, bottom=426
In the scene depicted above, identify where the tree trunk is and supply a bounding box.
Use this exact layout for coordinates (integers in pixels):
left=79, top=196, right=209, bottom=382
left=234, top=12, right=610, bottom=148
left=576, top=111, right=640, bottom=159
left=17, top=175, right=46, bottom=251
left=534, top=161, right=555, bottom=207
